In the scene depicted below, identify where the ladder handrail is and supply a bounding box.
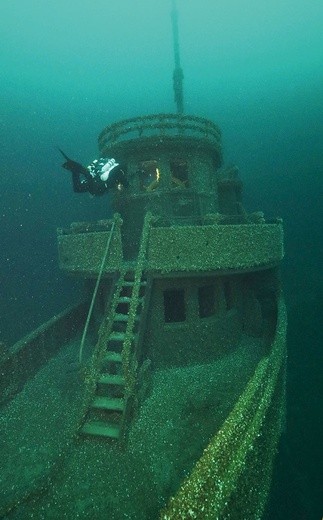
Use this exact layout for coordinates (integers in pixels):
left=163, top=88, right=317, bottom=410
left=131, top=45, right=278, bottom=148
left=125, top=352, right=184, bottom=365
left=121, top=212, right=153, bottom=396
left=78, top=215, right=119, bottom=364
left=78, top=270, right=127, bottom=429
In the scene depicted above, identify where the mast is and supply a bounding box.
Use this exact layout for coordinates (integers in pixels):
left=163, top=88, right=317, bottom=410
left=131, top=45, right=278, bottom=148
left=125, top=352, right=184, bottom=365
left=171, top=0, right=184, bottom=114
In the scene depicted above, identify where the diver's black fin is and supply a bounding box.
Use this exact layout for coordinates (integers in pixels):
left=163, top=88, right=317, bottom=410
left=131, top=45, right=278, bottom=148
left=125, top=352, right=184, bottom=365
left=58, top=148, right=89, bottom=177
left=58, top=147, right=70, bottom=161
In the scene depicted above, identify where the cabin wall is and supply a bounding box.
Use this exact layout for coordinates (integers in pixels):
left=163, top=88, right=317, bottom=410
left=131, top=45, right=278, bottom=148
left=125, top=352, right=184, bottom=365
left=111, top=142, right=222, bottom=259
left=217, top=182, right=242, bottom=215
left=143, top=275, right=243, bottom=369
left=121, top=147, right=219, bottom=209
left=240, top=268, right=280, bottom=345
left=142, top=269, right=275, bottom=370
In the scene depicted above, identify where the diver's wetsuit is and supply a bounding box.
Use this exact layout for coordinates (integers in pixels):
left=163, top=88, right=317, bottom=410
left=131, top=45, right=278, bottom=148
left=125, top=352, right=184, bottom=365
left=72, top=163, right=128, bottom=196
left=72, top=170, right=107, bottom=196
left=59, top=150, right=128, bottom=196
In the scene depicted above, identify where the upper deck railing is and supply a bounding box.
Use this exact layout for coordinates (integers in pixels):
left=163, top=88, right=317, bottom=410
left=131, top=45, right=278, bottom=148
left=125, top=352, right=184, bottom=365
left=98, top=113, right=221, bottom=150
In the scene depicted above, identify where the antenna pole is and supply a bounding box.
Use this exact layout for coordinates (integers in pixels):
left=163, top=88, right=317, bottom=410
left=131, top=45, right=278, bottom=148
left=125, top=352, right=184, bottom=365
left=171, top=0, right=184, bottom=114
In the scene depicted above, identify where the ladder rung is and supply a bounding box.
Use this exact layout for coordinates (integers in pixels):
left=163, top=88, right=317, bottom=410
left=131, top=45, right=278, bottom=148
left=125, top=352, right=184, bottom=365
left=114, top=313, right=140, bottom=323
left=91, top=397, right=124, bottom=411
left=98, top=374, right=125, bottom=385
left=118, top=296, right=144, bottom=304
left=118, top=296, right=132, bottom=304
left=109, top=332, right=126, bottom=342
left=114, top=313, right=129, bottom=322
left=104, top=351, right=122, bottom=363
left=80, top=421, right=120, bottom=439
left=108, top=332, right=137, bottom=343
left=123, top=281, right=147, bottom=287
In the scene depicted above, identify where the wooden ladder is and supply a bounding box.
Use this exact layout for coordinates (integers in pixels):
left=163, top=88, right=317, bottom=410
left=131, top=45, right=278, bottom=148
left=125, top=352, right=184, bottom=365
left=80, top=271, right=147, bottom=440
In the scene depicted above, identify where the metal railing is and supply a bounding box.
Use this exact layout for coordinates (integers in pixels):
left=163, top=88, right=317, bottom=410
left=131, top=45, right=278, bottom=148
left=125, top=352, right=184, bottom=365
left=98, top=113, right=221, bottom=149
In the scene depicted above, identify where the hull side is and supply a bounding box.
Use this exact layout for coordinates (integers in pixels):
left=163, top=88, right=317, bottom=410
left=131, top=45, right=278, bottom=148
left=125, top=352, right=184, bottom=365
left=160, top=297, right=287, bottom=519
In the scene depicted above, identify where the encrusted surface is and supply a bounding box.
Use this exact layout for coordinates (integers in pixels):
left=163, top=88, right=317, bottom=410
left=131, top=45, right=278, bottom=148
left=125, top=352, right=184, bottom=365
left=148, top=223, right=284, bottom=273
left=58, top=230, right=123, bottom=274
left=160, top=297, right=287, bottom=519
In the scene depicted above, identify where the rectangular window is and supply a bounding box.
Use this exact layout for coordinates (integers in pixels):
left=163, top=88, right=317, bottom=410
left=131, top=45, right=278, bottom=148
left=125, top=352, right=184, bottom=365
left=198, top=285, right=215, bottom=318
left=170, top=159, right=189, bottom=188
left=139, top=160, right=160, bottom=191
left=163, top=289, right=186, bottom=323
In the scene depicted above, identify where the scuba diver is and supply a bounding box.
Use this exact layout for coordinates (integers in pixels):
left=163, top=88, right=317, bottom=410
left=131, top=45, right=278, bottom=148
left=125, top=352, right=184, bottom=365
left=59, top=149, right=128, bottom=196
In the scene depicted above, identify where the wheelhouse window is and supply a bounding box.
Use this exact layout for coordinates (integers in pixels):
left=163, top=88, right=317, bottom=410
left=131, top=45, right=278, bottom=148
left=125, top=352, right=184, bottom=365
left=163, top=289, right=186, bottom=323
left=170, top=159, right=189, bottom=188
left=198, top=285, right=216, bottom=318
left=139, top=160, right=160, bottom=191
